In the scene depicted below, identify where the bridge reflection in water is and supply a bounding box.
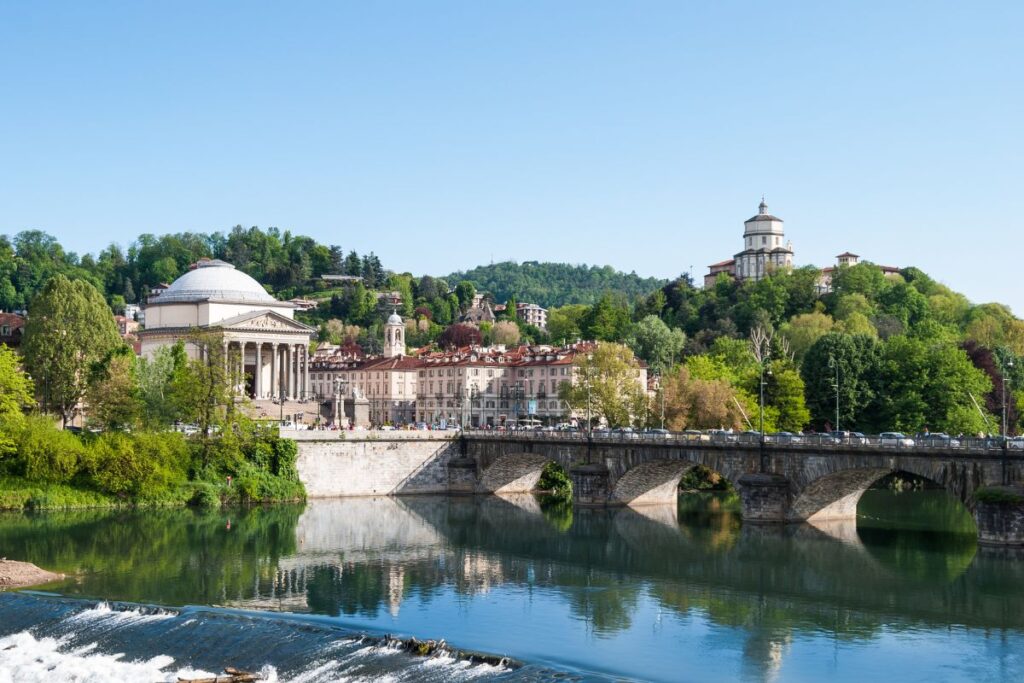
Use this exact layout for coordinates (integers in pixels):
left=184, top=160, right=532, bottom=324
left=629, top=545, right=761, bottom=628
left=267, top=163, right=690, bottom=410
left=2, top=493, right=1021, bottom=682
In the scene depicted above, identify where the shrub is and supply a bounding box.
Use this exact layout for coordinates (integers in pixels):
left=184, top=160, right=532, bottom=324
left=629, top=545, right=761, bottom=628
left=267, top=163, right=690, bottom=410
left=15, top=415, right=85, bottom=483
left=975, top=487, right=1024, bottom=505
left=84, top=431, right=189, bottom=497
left=189, top=483, right=222, bottom=508
left=537, top=461, right=572, bottom=499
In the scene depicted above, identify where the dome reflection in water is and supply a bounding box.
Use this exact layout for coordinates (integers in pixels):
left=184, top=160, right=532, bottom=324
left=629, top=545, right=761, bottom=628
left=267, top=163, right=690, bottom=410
left=0, top=485, right=1021, bottom=682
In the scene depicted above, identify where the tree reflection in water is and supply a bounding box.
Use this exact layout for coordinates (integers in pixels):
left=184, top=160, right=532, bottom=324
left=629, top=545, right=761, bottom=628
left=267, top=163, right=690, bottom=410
left=0, top=490, right=1022, bottom=682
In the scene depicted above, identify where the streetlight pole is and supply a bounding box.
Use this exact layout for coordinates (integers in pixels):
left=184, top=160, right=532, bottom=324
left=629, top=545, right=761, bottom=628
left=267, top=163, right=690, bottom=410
left=1003, top=360, right=1014, bottom=437
left=829, top=354, right=840, bottom=433
left=660, top=374, right=666, bottom=430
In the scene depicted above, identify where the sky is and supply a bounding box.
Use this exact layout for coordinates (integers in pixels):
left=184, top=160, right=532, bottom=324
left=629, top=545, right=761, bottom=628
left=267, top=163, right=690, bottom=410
left=1, top=2, right=1021, bottom=311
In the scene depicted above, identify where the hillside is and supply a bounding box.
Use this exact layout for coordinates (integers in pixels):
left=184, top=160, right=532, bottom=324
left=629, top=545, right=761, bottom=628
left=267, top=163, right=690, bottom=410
left=447, top=261, right=668, bottom=308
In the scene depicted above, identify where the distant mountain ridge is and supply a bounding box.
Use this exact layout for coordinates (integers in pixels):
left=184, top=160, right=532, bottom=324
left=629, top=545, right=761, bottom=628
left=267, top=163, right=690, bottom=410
left=447, top=261, right=669, bottom=308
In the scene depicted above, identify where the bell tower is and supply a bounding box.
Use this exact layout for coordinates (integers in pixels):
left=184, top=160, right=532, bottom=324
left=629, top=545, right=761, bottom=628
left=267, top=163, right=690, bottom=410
left=384, top=310, right=405, bottom=357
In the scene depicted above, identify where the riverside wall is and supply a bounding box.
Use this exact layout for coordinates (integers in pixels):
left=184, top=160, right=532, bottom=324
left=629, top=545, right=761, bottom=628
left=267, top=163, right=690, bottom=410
left=290, top=431, right=460, bottom=497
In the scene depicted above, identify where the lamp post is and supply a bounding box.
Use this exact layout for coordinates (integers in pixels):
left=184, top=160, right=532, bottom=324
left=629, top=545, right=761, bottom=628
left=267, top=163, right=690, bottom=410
left=659, top=374, right=666, bottom=430
left=829, top=354, right=840, bottom=433
left=1003, top=360, right=1014, bottom=437
left=512, top=381, right=524, bottom=427
left=759, top=360, right=771, bottom=472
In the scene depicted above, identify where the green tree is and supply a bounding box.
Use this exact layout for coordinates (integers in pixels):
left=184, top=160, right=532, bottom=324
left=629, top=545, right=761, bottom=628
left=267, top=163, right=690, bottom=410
left=454, top=281, right=477, bottom=313
left=802, top=333, right=879, bottom=431
left=558, top=343, right=648, bottom=428
left=581, top=293, right=631, bottom=342
left=780, top=311, right=835, bottom=363
left=170, top=330, right=243, bottom=458
left=23, top=275, right=124, bottom=426
left=0, top=344, right=34, bottom=422
left=547, top=305, right=589, bottom=344
left=765, top=363, right=810, bottom=432
left=86, top=346, right=141, bottom=431
left=627, top=315, right=686, bottom=376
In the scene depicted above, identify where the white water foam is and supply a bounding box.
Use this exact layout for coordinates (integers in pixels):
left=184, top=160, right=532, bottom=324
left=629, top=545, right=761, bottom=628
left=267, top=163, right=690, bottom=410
left=0, top=629, right=277, bottom=683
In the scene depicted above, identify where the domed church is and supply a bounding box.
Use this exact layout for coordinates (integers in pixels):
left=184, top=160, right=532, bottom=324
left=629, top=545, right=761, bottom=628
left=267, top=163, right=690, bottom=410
left=139, top=259, right=315, bottom=400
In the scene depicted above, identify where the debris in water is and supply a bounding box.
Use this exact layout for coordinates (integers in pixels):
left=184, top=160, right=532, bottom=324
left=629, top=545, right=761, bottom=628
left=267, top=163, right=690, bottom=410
left=177, top=667, right=261, bottom=682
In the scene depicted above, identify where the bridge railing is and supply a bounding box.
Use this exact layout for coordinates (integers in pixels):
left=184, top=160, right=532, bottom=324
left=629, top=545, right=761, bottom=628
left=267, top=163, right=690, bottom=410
left=461, top=429, right=1021, bottom=455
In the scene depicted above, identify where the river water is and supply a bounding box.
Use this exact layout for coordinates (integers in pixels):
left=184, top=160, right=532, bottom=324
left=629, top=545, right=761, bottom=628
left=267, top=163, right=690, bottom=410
left=0, top=489, right=1022, bottom=682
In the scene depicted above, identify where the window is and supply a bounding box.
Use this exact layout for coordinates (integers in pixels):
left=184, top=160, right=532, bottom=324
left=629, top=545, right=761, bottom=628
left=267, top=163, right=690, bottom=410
left=761, top=236, right=766, bottom=245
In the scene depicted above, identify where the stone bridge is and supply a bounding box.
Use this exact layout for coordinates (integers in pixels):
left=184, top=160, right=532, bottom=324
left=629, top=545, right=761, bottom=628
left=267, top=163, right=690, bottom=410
left=456, top=432, right=1024, bottom=543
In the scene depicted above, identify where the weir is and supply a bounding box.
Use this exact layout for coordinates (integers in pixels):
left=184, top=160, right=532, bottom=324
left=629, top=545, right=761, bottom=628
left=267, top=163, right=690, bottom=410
left=289, top=430, right=1024, bottom=545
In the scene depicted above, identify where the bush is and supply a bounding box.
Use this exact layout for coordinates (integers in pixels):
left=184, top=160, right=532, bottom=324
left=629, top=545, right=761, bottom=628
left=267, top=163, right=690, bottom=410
left=680, top=464, right=731, bottom=491
left=975, top=486, right=1024, bottom=505
left=14, top=415, right=85, bottom=483
left=83, top=431, right=189, bottom=497
left=537, top=461, right=572, bottom=499
left=189, top=483, right=223, bottom=508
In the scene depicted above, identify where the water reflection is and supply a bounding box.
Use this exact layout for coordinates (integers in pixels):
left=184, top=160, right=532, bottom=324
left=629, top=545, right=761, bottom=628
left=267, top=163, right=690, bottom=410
left=0, top=491, right=1021, bottom=682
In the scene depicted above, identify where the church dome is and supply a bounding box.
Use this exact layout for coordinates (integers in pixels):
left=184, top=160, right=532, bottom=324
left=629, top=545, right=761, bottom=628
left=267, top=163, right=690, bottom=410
left=387, top=310, right=403, bottom=325
left=156, top=259, right=277, bottom=304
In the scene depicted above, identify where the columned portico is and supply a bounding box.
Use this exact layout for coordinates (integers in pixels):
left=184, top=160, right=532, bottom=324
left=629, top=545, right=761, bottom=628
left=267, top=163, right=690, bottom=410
left=139, top=260, right=314, bottom=404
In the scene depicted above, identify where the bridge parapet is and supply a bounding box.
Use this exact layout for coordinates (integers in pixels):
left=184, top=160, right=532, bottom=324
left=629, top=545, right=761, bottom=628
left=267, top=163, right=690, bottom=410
left=461, top=432, right=1024, bottom=543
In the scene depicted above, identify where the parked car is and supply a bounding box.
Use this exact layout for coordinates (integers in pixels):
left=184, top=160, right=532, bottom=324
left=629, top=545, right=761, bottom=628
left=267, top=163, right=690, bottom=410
left=879, top=432, right=915, bottom=447
left=917, top=432, right=960, bottom=448
left=771, top=431, right=803, bottom=444
left=828, top=430, right=866, bottom=445
left=707, top=429, right=737, bottom=442
left=683, top=430, right=709, bottom=442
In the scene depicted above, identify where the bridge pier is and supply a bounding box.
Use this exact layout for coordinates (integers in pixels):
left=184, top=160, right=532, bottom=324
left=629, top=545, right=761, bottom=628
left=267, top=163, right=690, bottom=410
left=570, top=463, right=611, bottom=505
left=737, top=473, right=792, bottom=523
left=447, top=456, right=478, bottom=493
left=974, top=487, right=1024, bottom=546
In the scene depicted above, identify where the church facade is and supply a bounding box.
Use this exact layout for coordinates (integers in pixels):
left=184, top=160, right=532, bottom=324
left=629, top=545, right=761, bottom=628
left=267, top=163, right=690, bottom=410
left=704, top=199, right=794, bottom=287
left=138, top=259, right=315, bottom=400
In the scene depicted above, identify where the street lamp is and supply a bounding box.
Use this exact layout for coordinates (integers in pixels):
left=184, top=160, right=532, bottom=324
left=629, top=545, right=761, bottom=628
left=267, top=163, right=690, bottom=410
left=1003, top=360, right=1014, bottom=437
left=828, top=354, right=840, bottom=433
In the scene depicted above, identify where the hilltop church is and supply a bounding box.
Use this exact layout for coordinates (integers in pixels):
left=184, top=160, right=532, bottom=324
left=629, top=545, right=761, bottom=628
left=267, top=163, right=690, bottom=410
left=704, top=198, right=794, bottom=288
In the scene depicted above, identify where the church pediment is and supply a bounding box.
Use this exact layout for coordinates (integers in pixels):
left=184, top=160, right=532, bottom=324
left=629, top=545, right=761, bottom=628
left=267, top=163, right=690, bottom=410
left=217, top=309, right=313, bottom=333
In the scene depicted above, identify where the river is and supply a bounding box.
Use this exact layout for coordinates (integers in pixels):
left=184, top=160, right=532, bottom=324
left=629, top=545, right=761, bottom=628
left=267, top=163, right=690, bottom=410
left=0, top=488, right=1022, bottom=682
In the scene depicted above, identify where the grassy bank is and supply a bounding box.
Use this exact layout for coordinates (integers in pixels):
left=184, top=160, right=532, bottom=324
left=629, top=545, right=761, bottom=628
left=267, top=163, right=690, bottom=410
left=0, top=418, right=306, bottom=511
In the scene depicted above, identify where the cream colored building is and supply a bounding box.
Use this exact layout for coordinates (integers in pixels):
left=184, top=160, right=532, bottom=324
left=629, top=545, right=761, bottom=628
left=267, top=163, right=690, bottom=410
left=139, top=259, right=315, bottom=400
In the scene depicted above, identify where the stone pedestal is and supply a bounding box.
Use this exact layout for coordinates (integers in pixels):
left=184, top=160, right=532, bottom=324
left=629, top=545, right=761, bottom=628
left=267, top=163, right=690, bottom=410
left=737, top=473, right=792, bottom=523
left=447, top=456, right=478, bottom=494
left=345, top=397, right=370, bottom=429
left=571, top=463, right=610, bottom=506
left=974, top=487, right=1024, bottom=546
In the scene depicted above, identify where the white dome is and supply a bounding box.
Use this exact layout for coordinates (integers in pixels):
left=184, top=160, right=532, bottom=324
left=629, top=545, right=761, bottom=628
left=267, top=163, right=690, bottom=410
left=158, top=260, right=277, bottom=304
left=387, top=310, right=403, bottom=325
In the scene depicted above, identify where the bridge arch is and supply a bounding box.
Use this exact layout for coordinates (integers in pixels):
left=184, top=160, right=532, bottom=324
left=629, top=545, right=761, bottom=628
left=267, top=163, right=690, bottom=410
left=611, top=456, right=740, bottom=507
left=478, top=452, right=552, bottom=494
left=789, top=460, right=986, bottom=522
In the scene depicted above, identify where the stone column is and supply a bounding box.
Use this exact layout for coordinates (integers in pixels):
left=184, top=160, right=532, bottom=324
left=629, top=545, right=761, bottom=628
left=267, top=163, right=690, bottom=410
left=974, top=486, right=1024, bottom=545
left=254, top=343, right=263, bottom=398
left=303, top=345, right=311, bottom=400
left=285, top=344, right=294, bottom=400
left=271, top=344, right=279, bottom=400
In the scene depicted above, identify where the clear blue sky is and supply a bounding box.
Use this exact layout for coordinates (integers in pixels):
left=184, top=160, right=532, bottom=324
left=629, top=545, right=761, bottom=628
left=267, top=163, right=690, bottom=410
left=1, top=2, right=1021, bottom=311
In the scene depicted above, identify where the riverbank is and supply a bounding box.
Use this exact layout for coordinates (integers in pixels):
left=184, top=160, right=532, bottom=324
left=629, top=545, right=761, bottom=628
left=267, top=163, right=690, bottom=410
left=0, top=559, right=63, bottom=588
left=0, top=475, right=304, bottom=511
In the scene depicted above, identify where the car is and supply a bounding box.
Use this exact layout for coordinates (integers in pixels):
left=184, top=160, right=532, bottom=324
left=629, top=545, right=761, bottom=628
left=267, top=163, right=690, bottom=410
left=707, top=429, right=737, bottom=442
left=683, top=430, right=709, bottom=442
left=828, top=430, right=866, bottom=445
left=771, top=431, right=803, bottom=444
left=643, top=428, right=670, bottom=437
left=1007, top=437, right=1024, bottom=450
left=917, top=432, right=960, bottom=448
left=879, top=432, right=915, bottom=447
